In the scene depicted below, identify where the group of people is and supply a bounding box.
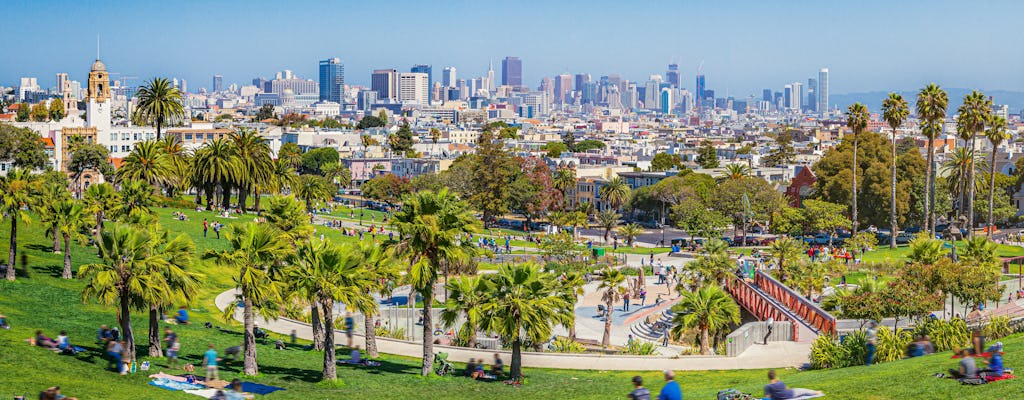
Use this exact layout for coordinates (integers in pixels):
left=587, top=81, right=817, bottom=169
left=202, top=218, right=225, bottom=239
left=32, top=329, right=78, bottom=354
left=36, top=386, right=77, bottom=400
left=626, top=370, right=821, bottom=400
left=463, top=353, right=504, bottom=380
left=947, top=342, right=1007, bottom=381
left=807, top=244, right=857, bottom=264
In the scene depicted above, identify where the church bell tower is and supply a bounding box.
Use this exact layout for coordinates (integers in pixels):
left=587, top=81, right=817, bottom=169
left=85, top=59, right=111, bottom=132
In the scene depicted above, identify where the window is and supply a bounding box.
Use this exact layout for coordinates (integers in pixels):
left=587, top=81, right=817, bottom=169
left=110, top=133, right=117, bottom=141
left=133, top=133, right=140, bottom=141
left=206, top=134, right=214, bottom=140
left=121, top=145, right=129, bottom=152
left=184, top=134, right=193, bottom=140
left=110, top=146, right=116, bottom=153
left=122, top=133, right=129, bottom=140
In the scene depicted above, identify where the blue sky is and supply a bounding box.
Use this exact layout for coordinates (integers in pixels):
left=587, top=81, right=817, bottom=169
left=2, top=0, right=1021, bottom=97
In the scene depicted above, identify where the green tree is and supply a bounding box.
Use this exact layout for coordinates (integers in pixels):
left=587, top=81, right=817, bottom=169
left=353, top=241, right=399, bottom=358
left=802, top=199, right=850, bottom=246
left=117, top=140, right=172, bottom=188
left=321, top=162, right=351, bottom=190
left=356, top=115, right=385, bottom=130
left=881, top=93, right=909, bottom=248
left=984, top=115, right=1010, bottom=236
left=229, top=129, right=273, bottom=211
left=39, top=175, right=72, bottom=253
left=596, top=267, right=627, bottom=347
left=670, top=285, right=740, bottom=355
left=294, top=174, right=333, bottom=211
left=388, top=122, right=415, bottom=156
left=478, top=263, right=570, bottom=381
left=469, top=130, right=516, bottom=226
left=83, top=183, right=120, bottom=250
left=651, top=152, right=683, bottom=171
left=670, top=196, right=728, bottom=239
left=595, top=210, right=621, bottom=244
left=15, top=103, right=29, bottom=121
left=542, top=141, right=568, bottom=158
left=301, top=147, right=340, bottom=175
left=723, top=164, right=751, bottom=180
left=599, top=176, right=631, bottom=210
left=770, top=236, right=807, bottom=273
left=361, top=173, right=412, bottom=208
left=261, top=195, right=314, bottom=244
left=203, top=222, right=291, bottom=376
left=762, top=130, right=796, bottom=167
left=49, top=97, right=65, bottom=120
left=618, top=223, right=643, bottom=247
left=277, top=142, right=303, bottom=169
left=441, top=275, right=489, bottom=348
left=391, top=189, right=480, bottom=376
left=0, top=168, right=39, bottom=280
left=158, top=136, right=191, bottom=197
left=134, top=78, right=185, bottom=140
left=845, top=102, right=869, bottom=232
left=552, top=167, right=577, bottom=209
left=255, top=104, right=276, bottom=121
left=956, top=91, right=993, bottom=236
left=917, top=84, right=949, bottom=234
left=712, top=177, right=784, bottom=239
left=116, top=180, right=156, bottom=221
left=0, top=124, right=47, bottom=169
left=67, top=143, right=114, bottom=195
left=53, top=199, right=89, bottom=279
left=143, top=229, right=200, bottom=357
left=191, top=138, right=238, bottom=209
left=30, top=102, right=49, bottom=121
left=696, top=141, right=719, bottom=168
left=574, top=139, right=606, bottom=152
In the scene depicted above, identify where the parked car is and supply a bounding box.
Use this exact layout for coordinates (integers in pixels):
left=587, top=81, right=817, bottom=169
left=732, top=236, right=762, bottom=246
left=894, top=232, right=914, bottom=244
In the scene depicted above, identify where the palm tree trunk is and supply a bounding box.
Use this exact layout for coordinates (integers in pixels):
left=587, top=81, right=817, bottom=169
left=95, top=212, right=104, bottom=256
left=62, top=234, right=72, bottom=279
left=243, top=296, right=259, bottom=376
left=320, top=297, right=337, bottom=381
left=221, top=182, right=232, bottom=209
left=420, top=284, right=435, bottom=376
left=148, top=305, right=162, bottom=357
left=851, top=135, right=859, bottom=232
left=602, top=297, right=613, bottom=347
left=890, top=128, right=898, bottom=249
left=967, top=137, right=977, bottom=237
left=511, top=340, right=523, bottom=380
left=156, top=119, right=162, bottom=141
left=569, top=321, right=577, bottom=340
left=310, top=301, right=325, bottom=351
left=987, top=148, right=995, bottom=238
left=238, top=184, right=249, bottom=212
left=700, top=327, right=711, bottom=355
left=925, top=139, right=935, bottom=235
left=53, top=226, right=60, bottom=252
left=254, top=189, right=262, bottom=212
left=364, top=313, right=378, bottom=358
left=7, top=218, right=17, bottom=281
left=120, top=295, right=136, bottom=362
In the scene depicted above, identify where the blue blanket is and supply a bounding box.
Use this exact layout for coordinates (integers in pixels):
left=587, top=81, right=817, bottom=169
left=240, top=382, right=285, bottom=395
left=149, top=378, right=205, bottom=391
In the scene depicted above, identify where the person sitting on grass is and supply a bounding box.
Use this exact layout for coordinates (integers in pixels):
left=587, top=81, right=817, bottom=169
left=980, top=342, right=1005, bottom=378
left=175, top=306, right=189, bottom=324
left=56, top=331, right=77, bottom=354
left=34, top=330, right=58, bottom=349
left=948, top=349, right=978, bottom=379
left=106, top=339, right=124, bottom=372
left=224, top=378, right=247, bottom=400
left=0, top=310, right=10, bottom=329
left=465, top=358, right=477, bottom=377
left=764, top=369, right=822, bottom=399
left=491, top=353, right=504, bottom=377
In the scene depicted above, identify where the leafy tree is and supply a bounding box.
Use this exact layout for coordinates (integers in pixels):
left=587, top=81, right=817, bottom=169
left=320, top=162, right=351, bottom=190
left=410, top=173, right=444, bottom=193
left=49, top=97, right=65, bottom=120
left=68, top=143, right=114, bottom=196
left=301, top=147, right=340, bottom=175
left=277, top=142, right=303, bottom=169
left=538, top=231, right=578, bottom=262
left=670, top=285, right=740, bottom=355
left=802, top=199, right=850, bottom=245
left=696, top=141, right=719, bottom=168
left=203, top=223, right=291, bottom=376
left=356, top=115, right=385, bottom=130
left=262, top=195, right=314, bottom=244
left=618, top=223, right=643, bottom=246
left=39, top=175, right=72, bottom=253
left=256, top=104, right=276, bottom=121
left=294, top=174, right=333, bottom=211
left=671, top=196, right=728, bottom=239
left=190, top=138, right=237, bottom=208
left=881, top=93, right=909, bottom=248
left=0, top=124, right=47, bottom=170
left=771, top=206, right=807, bottom=235
left=984, top=116, right=1010, bottom=236
left=0, top=168, right=40, bottom=280
left=595, top=210, right=621, bottom=244
left=134, top=78, right=185, bottom=140
left=552, top=167, right=577, bottom=209
left=916, top=84, right=949, bottom=234
left=712, top=177, right=784, bottom=238
left=158, top=136, right=191, bottom=197
left=596, top=267, right=627, bottom=347
left=574, top=139, right=606, bottom=152
left=651, top=152, right=683, bottom=171
left=441, top=275, right=489, bottom=348
left=599, top=176, right=631, bottom=210
left=723, top=164, right=751, bottom=180
left=391, top=189, right=480, bottom=376
left=388, top=122, right=415, bottom=155
left=510, top=157, right=559, bottom=230
left=468, top=130, right=516, bottom=226
left=361, top=173, right=412, bottom=208
left=228, top=129, right=273, bottom=211
left=762, top=130, right=796, bottom=167
left=541, top=141, right=568, bottom=158
left=15, top=103, right=30, bottom=121
left=770, top=236, right=807, bottom=272
left=117, top=140, right=172, bottom=188
left=561, top=131, right=576, bottom=152
left=30, top=102, right=49, bottom=121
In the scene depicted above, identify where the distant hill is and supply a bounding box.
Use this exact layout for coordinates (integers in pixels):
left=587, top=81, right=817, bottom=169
left=830, top=89, right=1024, bottom=115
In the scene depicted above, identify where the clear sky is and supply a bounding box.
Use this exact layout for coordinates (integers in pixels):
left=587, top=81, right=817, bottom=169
left=2, top=0, right=1021, bottom=97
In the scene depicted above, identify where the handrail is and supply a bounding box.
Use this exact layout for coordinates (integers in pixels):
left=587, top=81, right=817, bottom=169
left=724, top=276, right=800, bottom=341
left=754, top=271, right=836, bottom=335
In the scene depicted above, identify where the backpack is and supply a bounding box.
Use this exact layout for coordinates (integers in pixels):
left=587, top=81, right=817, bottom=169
left=717, top=389, right=758, bottom=400
left=958, top=377, right=987, bottom=385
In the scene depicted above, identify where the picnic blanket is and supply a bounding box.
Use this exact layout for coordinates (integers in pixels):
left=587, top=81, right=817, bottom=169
left=791, top=394, right=825, bottom=399
left=183, top=389, right=222, bottom=399
left=148, top=372, right=188, bottom=382
left=337, top=359, right=381, bottom=367
left=986, top=373, right=1016, bottom=382
left=149, top=378, right=206, bottom=391
left=952, top=352, right=994, bottom=359
left=241, top=382, right=286, bottom=395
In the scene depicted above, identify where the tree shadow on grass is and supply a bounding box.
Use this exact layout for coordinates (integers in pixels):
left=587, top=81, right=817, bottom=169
left=32, top=264, right=63, bottom=278
left=257, top=364, right=322, bottom=383
left=347, top=359, right=420, bottom=376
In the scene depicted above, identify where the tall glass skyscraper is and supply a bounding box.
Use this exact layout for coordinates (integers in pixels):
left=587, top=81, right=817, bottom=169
left=695, top=74, right=706, bottom=103
left=501, top=56, right=522, bottom=88
left=817, top=68, right=829, bottom=115
left=318, top=58, right=345, bottom=103
left=411, top=64, right=432, bottom=93
left=666, top=63, right=680, bottom=88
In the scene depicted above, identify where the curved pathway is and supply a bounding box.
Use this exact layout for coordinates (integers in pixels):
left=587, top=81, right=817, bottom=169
left=214, top=289, right=810, bottom=371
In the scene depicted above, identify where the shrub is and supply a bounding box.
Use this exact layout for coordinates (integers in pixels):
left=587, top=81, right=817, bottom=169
left=623, top=340, right=658, bottom=355
left=810, top=334, right=848, bottom=369
left=913, top=318, right=969, bottom=352
left=375, top=325, right=408, bottom=341
left=841, top=330, right=869, bottom=367
left=875, top=327, right=912, bottom=363
left=550, top=337, right=586, bottom=353
left=983, top=316, right=1012, bottom=340
left=155, top=195, right=195, bottom=209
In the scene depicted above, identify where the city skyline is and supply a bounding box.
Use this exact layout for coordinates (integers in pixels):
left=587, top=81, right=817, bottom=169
left=2, top=0, right=1023, bottom=97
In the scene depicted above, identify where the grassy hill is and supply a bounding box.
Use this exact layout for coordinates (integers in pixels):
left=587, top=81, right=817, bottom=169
left=0, top=205, right=1021, bottom=399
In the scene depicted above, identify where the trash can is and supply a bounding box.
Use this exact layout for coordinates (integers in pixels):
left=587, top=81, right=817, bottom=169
left=592, top=248, right=605, bottom=257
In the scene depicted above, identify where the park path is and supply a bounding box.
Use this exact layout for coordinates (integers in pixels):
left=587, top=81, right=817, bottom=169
left=214, top=289, right=810, bottom=371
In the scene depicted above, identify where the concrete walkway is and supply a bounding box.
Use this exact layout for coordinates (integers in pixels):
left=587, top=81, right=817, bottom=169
left=214, top=289, right=811, bottom=371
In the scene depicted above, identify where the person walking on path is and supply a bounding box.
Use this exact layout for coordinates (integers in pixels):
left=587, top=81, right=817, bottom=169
left=657, top=370, right=682, bottom=400
left=202, top=219, right=208, bottom=237
left=344, top=313, right=355, bottom=348
left=623, top=291, right=631, bottom=312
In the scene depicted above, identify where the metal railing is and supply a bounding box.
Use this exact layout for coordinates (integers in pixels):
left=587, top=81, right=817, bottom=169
left=754, top=271, right=836, bottom=335
left=726, top=321, right=793, bottom=357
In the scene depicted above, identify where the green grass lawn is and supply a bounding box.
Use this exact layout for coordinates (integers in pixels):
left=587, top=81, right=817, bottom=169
left=860, top=241, right=1024, bottom=263
left=3, top=204, right=1024, bottom=399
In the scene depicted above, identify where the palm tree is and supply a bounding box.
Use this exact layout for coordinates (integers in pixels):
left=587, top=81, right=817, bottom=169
left=158, top=136, right=191, bottom=197
left=353, top=241, right=399, bottom=358
left=881, top=93, right=909, bottom=248
left=321, top=162, right=351, bottom=191
left=391, top=189, right=480, bottom=376
left=203, top=223, right=291, bottom=376
left=278, top=142, right=303, bottom=169
left=599, top=176, right=631, bottom=211
left=0, top=168, right=38, bottom=280
left=440, top=275, right=489, bottom=348
left=288, top=240, right=327, bottom=351
left=845, top=102, right=869, bottom=232
left=261, top=195, right=314, bottom=244
left=263, top=158, right=299, bottom=197
left=984, top=115, right=1009, bottom=237
left=596, top=267, right=626, bottom=347
left=83, top=183, right=120, bottom=252
left=556, top=271, right=587, bottom=340
left=78, top=224, right=160, bottom=362
left=724, top=164, right=751, bottom=180
left=134, top=77, right=184, bottom=140
left=144, top=231, right=200, bottom=357
left=769, top=236, right=806, bottom=273
left=294, top=174, right=333, bottom=212
left=191, top=138, right=238, bottom=209
left=117, top=180, right=156, bottom=221
left=618, top=223, right=643, bottom=247
left=40, top=177, right=72, bottom=253
left=478, top=263, right=569, bottom=381
left=53, top=199, right=88, bottom=279
left=916, top=84, right=949, bottom=235
left=956, top=91, right=993, bottom=237
left=596, top=210, right=620, bottom=244
left=553, top=167, right=577, bottom=209
left=117, top=140, right=171, bottom=188
left=228, top=129, right=273, bottom=211
left=942, top=147, right=977, bottom=218
left=670, top=285, right=740, bottom=355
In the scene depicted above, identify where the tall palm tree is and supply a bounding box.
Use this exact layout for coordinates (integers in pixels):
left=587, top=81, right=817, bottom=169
left=261, top=195, right=314, bottom=244
left=391, top=189, right=480, bottom=376
left=599, top=176, right=631, bottom=211
left=278, top=142, right=304, bottom=169
left=354, top=240, right=399, bottom=358
left=618, top=223, right=643, bottom=247
left=134, top=77, right=184, bottom=140
left=985, top=115, right=1009, bottom=237
left=478, top=263, right=569, bottom=381
left=769, top=236, right=806, bottom=273
left=53, top=199, right=88, bottom=279
left=263, top=158, right=299, bottom=197
left=916, top=84, right=949, bottom=235
left=321, top=162, right=352, bottom=191
left=40, top=177, right=72, bottom=253
left=440, top=275, right=489, bottom=348
left=0, top=168, right=38, bottom=280
left=881, top=93, right=909, bottom=248
left=956, top=91, right=993, bottom=237
left=724, top=164, right=751, bottom=180
left=845, top=102, right=869, bottom=232
left=118, top=140, right=172, bottom=188
left=144, top=231, right=200, bottom=357
left=942, top=146, right=978, bottom=218
left=83, top=183, right=120, bottom=252
left=670, top=285, right=740, bottom=355
left=597, top=267, right=626, bottom=347
left=228, top=129, right=273, bottom=211
left=158, top=136, right=191, bottom=197
left=79, top=224, right=161, bottom=362
left=289, top=240, right=327, bottom=351
left=203, top=223, right=291, bottom=376
left=596, top=209, right=621, bottom=244
left=191, top=138, right=238, bottom=209
left=553, top=167, right=577, bottom=209
left=555, top=271, right=587, bottom=340
left=294, top=174, right=333, bottom=212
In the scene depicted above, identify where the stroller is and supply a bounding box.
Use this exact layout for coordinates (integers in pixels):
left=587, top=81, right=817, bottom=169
left=434, top=352, right=454, bottom=376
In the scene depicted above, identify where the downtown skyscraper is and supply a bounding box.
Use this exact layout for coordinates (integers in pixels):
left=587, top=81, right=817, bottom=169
left=411, top=64, right=432, bottom=93
left=502, top=56, right=522, bottom=88
left=817, top=68, right=829, bottom=115
left=318, top=58, right=345, bottom=103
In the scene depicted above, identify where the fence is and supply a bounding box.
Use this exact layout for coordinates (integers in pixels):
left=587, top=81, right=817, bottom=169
left=726, top=321, right=794, bottom=357
left=754, top=271, right=836, bottom=335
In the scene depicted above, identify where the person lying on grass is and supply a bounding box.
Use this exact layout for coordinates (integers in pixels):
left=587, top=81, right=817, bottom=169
left=764, top=369, right=822, bottom=400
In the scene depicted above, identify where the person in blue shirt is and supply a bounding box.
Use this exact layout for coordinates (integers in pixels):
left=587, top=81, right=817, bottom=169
left=764, top=369, right=822, bottom=399
left=175, top=306, right=189, bottom=324
left=981, top=342, right=1005, bottom=377
left=657, top=370, right=682, bottom=400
